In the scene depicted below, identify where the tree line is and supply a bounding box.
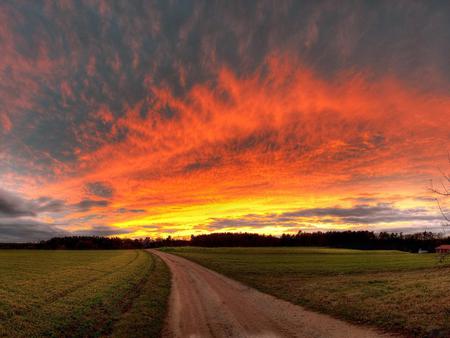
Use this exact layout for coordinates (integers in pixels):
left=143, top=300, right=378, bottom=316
left=189, top=231, right=448, bottom=252
left=0, top=231, right=448, bottom=252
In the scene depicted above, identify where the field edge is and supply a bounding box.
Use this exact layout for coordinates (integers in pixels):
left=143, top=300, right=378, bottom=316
left=110, top=250, right=171, bottom=338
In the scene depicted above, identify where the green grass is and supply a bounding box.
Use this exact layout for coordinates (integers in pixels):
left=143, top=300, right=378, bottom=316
left=0, top=250, right=170, bottom=338
left=163, top=247, right=450, bottom=337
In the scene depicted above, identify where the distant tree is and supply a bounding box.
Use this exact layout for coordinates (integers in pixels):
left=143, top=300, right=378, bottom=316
left=430, top=155, right=450, bottom=227
left=429, top=156, right=450, bottom=262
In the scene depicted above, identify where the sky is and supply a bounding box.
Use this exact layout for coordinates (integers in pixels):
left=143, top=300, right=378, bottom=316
left=0, top=0, right=449, bottom=242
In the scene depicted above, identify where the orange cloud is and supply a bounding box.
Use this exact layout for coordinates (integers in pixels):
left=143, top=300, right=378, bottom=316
left=14, top=55, right=446, bottom=237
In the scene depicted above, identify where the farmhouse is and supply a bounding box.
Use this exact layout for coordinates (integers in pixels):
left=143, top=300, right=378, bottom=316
left=435, top=245, right=450, bottom=254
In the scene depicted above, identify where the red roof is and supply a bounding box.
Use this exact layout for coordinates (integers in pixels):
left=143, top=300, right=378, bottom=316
left=436, top=245, right=450, bottom=249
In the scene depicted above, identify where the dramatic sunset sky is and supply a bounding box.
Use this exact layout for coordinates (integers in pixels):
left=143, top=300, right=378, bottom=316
left=0, top=1, right=449, bottom=242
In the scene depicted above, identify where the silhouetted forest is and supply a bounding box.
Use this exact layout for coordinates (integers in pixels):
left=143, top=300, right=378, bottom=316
left=0, top=231, right=448, bottom=252
left=0, top=236, right=144, bottom=250
left=189, top=231, right=448, bottom=252
left=0, top=236, right=189, bottom=250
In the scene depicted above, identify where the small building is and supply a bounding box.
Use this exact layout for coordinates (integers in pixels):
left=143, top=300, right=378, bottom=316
left=418, top=249, right=428, bottom=254
left=435, top=245, right=450, bottom=254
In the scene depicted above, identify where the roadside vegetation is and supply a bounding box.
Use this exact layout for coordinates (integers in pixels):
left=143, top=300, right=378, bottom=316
left=164, top=247, right=450, bottom=337
left=0, top=250, right=170, bottom=338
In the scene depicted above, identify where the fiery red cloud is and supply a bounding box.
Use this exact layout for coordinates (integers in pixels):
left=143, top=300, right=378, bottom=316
left=0, top=1, right=449, bottom=241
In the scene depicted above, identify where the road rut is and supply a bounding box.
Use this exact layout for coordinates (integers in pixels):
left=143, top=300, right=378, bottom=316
left=149, top=249, right=394, bottom=338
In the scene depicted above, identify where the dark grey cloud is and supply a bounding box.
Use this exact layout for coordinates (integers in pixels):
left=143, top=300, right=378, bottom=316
left=205, top=203, right=442, bottom=231
left=204, top=211, right=309, bottom=230
left=72, top=225, right=133, bottom=237
left=350, top=197, right=381, bottom=204
left=357, top=224, right=448, bottom=234
left=116, top=208, right=146, bottom=214
left=73, top=199, right=110, bottom=212
left=414, top=196, right=437, bottom=203
left=85, top=181, right=114, bottom=198
left=0, top=220, right=132, bottom=242
left=0, top=189, right=125, bottom=241
left=33, top=196, right=66, bottom=213
left=283, top=204, right=441, bottom=224
left=0, top=189, right=70, bottom=242
left=0, top=218, right=67, bottom=243
left=0, top=189, right=65, bottom=217
left=0, top=189, right=35, bottom=217
left=1, top=188, right=110, bottom=218
left=283, top=204, right=393, bottom=218
left=182, top=156, right=222, bottom=173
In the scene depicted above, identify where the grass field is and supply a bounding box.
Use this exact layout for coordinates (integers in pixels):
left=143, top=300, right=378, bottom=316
left=163, top=247, right=450, bottom=337
left=0, top=250, right=170, bottom=338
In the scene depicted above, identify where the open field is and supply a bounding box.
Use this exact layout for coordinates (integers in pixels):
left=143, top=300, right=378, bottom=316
left=0, top=250, right=170, bottom=338
left=163, top=247, right=450, bottom=337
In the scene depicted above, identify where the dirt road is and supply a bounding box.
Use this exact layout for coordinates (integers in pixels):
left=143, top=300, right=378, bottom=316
left=149, top=250, right=394, bottom=338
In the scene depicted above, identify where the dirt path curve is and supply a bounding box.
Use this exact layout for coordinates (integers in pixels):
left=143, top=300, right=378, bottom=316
left=149, top=249, right=395, bottom=338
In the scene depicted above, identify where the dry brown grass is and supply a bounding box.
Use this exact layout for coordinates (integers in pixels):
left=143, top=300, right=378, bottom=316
left=252, top=267, right=450, bottom=337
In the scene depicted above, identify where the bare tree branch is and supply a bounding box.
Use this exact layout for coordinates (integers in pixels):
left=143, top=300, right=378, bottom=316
left=436, top=198, right=450, bottom=222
